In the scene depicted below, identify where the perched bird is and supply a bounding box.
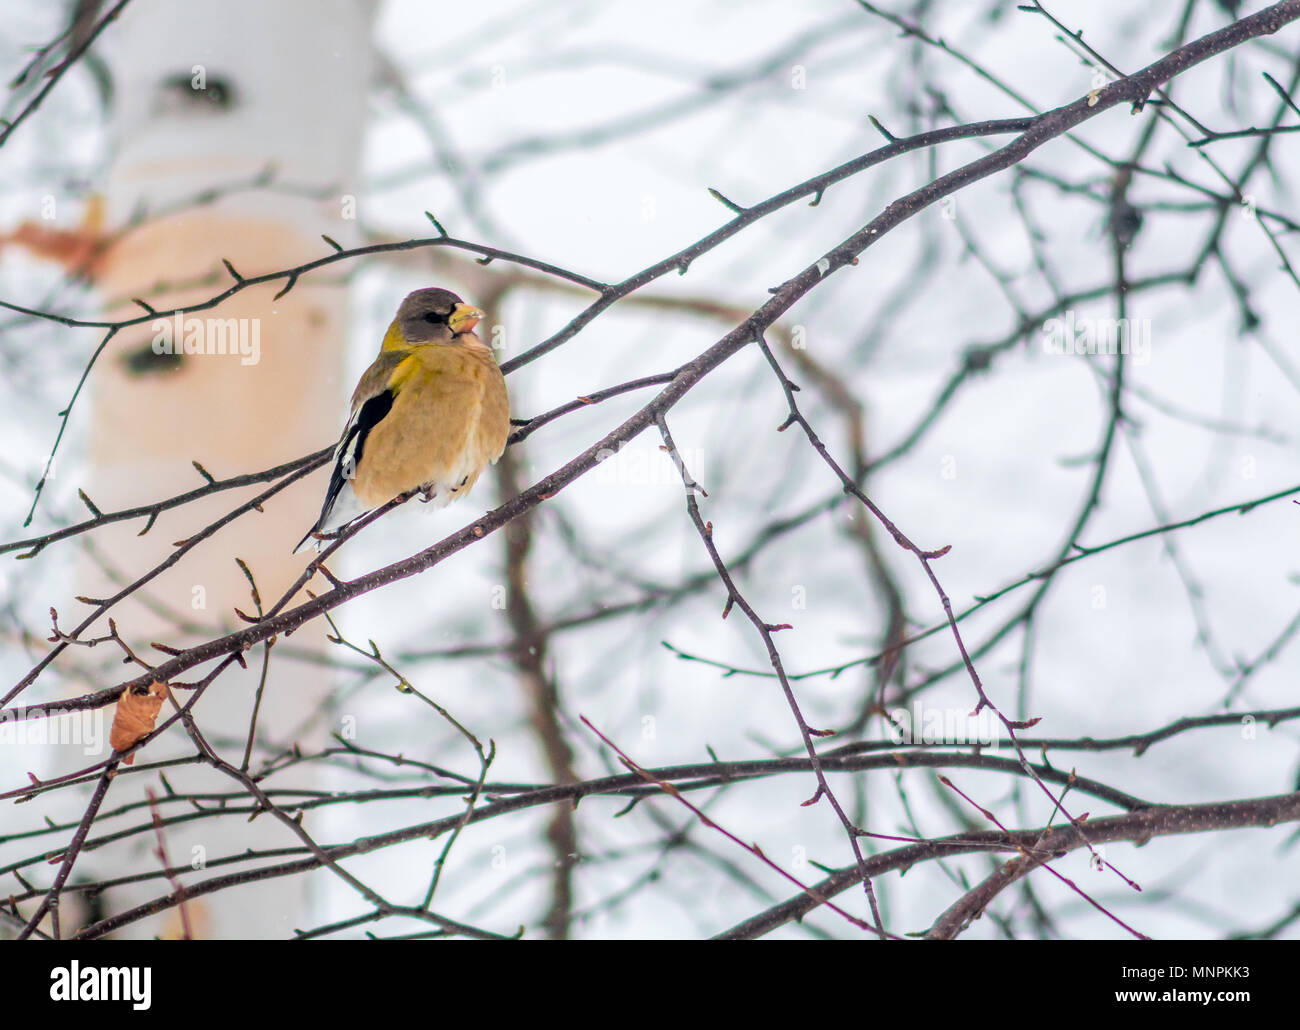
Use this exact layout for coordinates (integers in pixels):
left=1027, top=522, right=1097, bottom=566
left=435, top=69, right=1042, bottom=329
left=294, top=287, right=509, bottom=553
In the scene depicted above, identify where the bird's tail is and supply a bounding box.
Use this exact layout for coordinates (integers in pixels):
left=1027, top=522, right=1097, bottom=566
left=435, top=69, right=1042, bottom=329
left=291, top=525, right=319, bottom=555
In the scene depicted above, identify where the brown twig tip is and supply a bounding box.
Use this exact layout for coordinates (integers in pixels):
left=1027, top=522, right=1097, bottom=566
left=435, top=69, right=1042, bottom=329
left=273, top=274, right=298, bottom=301
left=136, top=510, right=160, bottom=537
left=315, top=563, right=344, bottom=588
left=707, top=187, right=747, bottom=213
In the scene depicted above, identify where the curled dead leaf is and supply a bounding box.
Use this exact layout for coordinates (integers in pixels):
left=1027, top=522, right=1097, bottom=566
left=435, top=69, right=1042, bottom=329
left=110, top=681, right=168, bottom=764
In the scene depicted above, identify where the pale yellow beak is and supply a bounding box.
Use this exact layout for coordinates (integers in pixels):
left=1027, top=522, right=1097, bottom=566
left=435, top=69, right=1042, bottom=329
left=448, top=303, right=484, bottom=335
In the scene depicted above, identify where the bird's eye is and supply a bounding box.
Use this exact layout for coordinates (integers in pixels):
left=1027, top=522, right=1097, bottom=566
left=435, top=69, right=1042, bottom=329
left=423, top=311, right=444, bottom=324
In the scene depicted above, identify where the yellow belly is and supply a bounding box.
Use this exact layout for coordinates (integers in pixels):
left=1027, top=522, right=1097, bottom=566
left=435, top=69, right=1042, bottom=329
left=352, top=343, right=508, bottom=507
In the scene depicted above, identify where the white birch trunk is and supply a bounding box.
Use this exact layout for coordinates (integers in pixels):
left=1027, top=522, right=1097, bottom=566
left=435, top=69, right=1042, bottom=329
left=71, top=0, right=376, bottom=938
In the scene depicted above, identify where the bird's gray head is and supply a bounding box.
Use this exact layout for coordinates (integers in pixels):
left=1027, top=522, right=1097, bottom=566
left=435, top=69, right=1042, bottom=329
left=393, top=287, right=484, bottom=346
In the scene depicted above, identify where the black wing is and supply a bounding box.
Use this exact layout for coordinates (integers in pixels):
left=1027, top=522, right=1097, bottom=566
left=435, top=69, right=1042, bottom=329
left=294, top=389, right=395, bottom=552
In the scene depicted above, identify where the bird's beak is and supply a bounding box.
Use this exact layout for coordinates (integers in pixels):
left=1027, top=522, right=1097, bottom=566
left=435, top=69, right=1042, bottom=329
left=448, top=304, right=484, bottom=334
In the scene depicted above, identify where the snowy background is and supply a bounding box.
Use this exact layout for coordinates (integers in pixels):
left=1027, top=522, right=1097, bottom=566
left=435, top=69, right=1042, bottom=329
left=2, top=0, right=1299, bottom=939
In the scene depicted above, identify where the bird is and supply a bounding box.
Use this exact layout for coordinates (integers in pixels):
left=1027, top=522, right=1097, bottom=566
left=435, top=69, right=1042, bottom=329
left=294, top=287, right=510, bottom=553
